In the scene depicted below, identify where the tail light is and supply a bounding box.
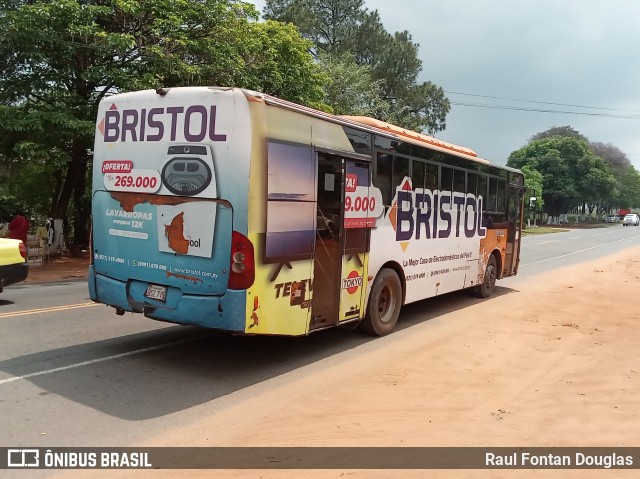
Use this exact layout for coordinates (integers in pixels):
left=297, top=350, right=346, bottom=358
left=19, top=242, right=27, bottom=260
left=228, top=231, right=255, bottom=290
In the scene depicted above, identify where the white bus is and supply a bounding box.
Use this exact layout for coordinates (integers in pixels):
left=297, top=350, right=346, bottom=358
left=89, top=87, right=524, bottom=336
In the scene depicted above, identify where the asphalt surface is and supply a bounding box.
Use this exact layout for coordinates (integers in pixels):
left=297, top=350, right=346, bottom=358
left=0, top=223, right=639, bottom=477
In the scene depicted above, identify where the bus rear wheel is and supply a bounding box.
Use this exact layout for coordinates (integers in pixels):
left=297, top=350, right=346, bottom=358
left=475, top=255, right=497, bottom=298
left=360, top=268, right=402, bottom=336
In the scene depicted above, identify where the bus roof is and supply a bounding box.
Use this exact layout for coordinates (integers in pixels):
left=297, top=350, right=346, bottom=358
left=149, top=87, right=521, bottom=175
left=240, top=89, right=507, bottom=168
left=338, top=115, right=479, bottom=159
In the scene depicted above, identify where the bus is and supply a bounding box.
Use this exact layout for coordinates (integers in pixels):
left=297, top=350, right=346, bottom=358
left=89, top=87, right=524, bottom=336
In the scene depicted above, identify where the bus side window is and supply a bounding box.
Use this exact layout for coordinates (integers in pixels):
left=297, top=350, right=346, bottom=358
left=452, top=169, right=465, bottom=195
left=425, top=163, right=438, bottom=191
left=375, top=152, right=393, bottom=206
left=344, top=127, right=372, bottom=154
left=497, top=179, right=506, bottom=213
left=478, top=175, right=492, bottom=227
left=411, top=160, right=426, bottom=190
left=440, top=167, right=454, bottom=193
left=487, top=177, right=498, bottom=212
left=477, top=174, right=488, bottom=201
left=393, top=156, right=409, bottom=190
left=467, top=173, right=478, bottom=197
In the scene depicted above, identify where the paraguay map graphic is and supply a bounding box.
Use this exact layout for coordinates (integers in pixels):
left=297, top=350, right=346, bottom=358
left=164, top=211, right=189, bottom=254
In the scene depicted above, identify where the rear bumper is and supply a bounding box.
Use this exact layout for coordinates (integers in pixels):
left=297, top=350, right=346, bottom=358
left=0, top=262, right=28, bottom=291
left=88, top=266, right=247, bottom=332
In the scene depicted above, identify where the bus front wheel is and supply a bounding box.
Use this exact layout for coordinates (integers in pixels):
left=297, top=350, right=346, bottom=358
left=360, top=268, right=402, bottom=336
left=475, top=255, right=497, bottom=298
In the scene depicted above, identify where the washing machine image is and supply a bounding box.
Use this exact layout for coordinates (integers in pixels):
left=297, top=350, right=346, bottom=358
left=161, top=144, right=217, bottom=197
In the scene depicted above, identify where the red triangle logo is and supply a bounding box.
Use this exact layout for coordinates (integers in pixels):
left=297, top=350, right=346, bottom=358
left=109, top=103, right=118, bottom=110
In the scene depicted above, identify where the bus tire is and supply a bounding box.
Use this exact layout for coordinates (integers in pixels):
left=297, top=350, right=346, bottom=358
left=360, top=268, right=402, bottom=336
left=475, top=255, right=497, bottom=298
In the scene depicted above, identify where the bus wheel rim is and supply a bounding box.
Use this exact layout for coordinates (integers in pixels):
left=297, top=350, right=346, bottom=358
left=486, top=265, right=496, bottom=288
left=378, top=284, right=395, bottom=323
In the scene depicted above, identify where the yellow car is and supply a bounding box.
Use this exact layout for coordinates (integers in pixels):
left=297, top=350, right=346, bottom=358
left=0, top=238, right=29, bottom=292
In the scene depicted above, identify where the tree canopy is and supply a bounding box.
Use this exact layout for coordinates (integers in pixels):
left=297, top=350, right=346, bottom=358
left=0, top=0, right=326, bottom=243
left=507, top=128, right=640, bottom=217
left=263, top=0, right=450, bottom=134
left=529, top=125, right=588, bottom=143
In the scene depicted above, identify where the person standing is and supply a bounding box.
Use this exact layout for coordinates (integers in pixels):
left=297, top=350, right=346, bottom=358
left=9, top=211, right=29, bottom=246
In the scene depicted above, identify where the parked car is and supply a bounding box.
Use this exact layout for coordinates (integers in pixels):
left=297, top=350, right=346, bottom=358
left=605, top=214, right=618, bottom=223
left=0, top=238, right=28, bottom=292
left=622, top=213, right=640, bottom=226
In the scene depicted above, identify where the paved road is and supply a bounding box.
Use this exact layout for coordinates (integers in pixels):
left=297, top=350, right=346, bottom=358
left=0, top=223, right=638, bottom=475
left=506, top=224, right=640, bottom=284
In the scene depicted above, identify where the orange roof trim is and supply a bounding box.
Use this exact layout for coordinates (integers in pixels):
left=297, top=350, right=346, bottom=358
left=248, top=89, right=488, bottom=164
left=339, top=115, right=480, bottom=159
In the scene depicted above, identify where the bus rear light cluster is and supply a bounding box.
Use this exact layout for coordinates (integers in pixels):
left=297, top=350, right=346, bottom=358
left=228, top=231, right=255, bottom=290
left=19, top=242, right=27, bottom=260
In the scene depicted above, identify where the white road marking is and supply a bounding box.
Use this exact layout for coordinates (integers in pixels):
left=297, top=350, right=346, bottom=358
left=522, top=235, right=640, bottom=266
left=0, top=334, right=211, bottom=385
left=0, top=302, right=100, bottom=319
left=526, top=230, right=623, bottom=245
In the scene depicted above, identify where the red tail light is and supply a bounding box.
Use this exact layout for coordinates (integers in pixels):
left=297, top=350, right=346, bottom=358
left=228, top=231, right=255, bottom=290
left=19, top=242, right=27, bottom=260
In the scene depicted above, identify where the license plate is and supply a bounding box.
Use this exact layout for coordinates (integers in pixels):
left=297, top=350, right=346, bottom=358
left=144, top=284, right=167, bottom=303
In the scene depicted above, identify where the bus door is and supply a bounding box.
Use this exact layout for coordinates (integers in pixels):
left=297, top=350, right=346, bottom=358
left=504, top=185, right=525, bottom=276
left=311, top=153, right=370, bottom=330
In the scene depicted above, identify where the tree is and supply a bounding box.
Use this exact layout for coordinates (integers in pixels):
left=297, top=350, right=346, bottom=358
left=590, top=142, right=632, bottom=172
left=614, top=166, right=640, bottom=209
left=265, top=0, right=365, bottom=53
left=513, top=125, right=640, bottom=218
left=521, top=165, right=544, bottom=212
left=391, top=81, right=449, bottom=135
left=239, top=20, right=327, bottom=108
left=573, top=155, right=616, bottom=214
left=508, top=141, right=577, bottom=198
left=263, top=0, right=450, bottom=134
left=530, top=125, right=588, bottom=143
left=588, top=142, right=640, bottom=211
left=508, top=134, right=617, bottom=218
left=0, top=0, right=326, bottom=246
left=317, top=52, right=392, bottom=117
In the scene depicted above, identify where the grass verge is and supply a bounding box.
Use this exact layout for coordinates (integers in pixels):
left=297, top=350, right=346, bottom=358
left=522, top=227, right=571, bottom=235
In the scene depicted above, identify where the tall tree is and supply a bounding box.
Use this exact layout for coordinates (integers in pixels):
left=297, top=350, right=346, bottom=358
left=590, top=142, right=632, bottom=172
left=614, top=166, right=640, bottom=209
left=530, top=125, right=588, bottom=143
left=507, top=136, right=616, bottom=214
left=520, top=165, right=544, bottom=212
left=317, top=52, right=391, bottom=117
left=263, top=0, right=450, bottom=134
left=0, top=0, right=325, bottom=244
left=265, top=0, right=365, bottom=54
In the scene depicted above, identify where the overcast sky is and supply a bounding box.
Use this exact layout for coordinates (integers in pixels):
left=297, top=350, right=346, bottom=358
left=249, top=0, right=640, bottom=168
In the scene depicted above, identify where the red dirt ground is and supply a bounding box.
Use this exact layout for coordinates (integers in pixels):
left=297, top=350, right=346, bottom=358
left=25, top=255, right=90, bottom=284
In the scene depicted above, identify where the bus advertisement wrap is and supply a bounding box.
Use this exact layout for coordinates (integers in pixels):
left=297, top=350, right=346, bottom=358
left=89, top=87, right=523, bottom=336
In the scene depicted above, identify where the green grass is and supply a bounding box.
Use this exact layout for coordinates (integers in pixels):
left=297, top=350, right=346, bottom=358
left=522, top=227, right=570, bottom=235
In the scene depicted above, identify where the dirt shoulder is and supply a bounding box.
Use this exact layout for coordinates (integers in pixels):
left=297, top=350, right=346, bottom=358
left=61, top=247, right=640, bottom=478
left=24, top=255, right=89, bottom=284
